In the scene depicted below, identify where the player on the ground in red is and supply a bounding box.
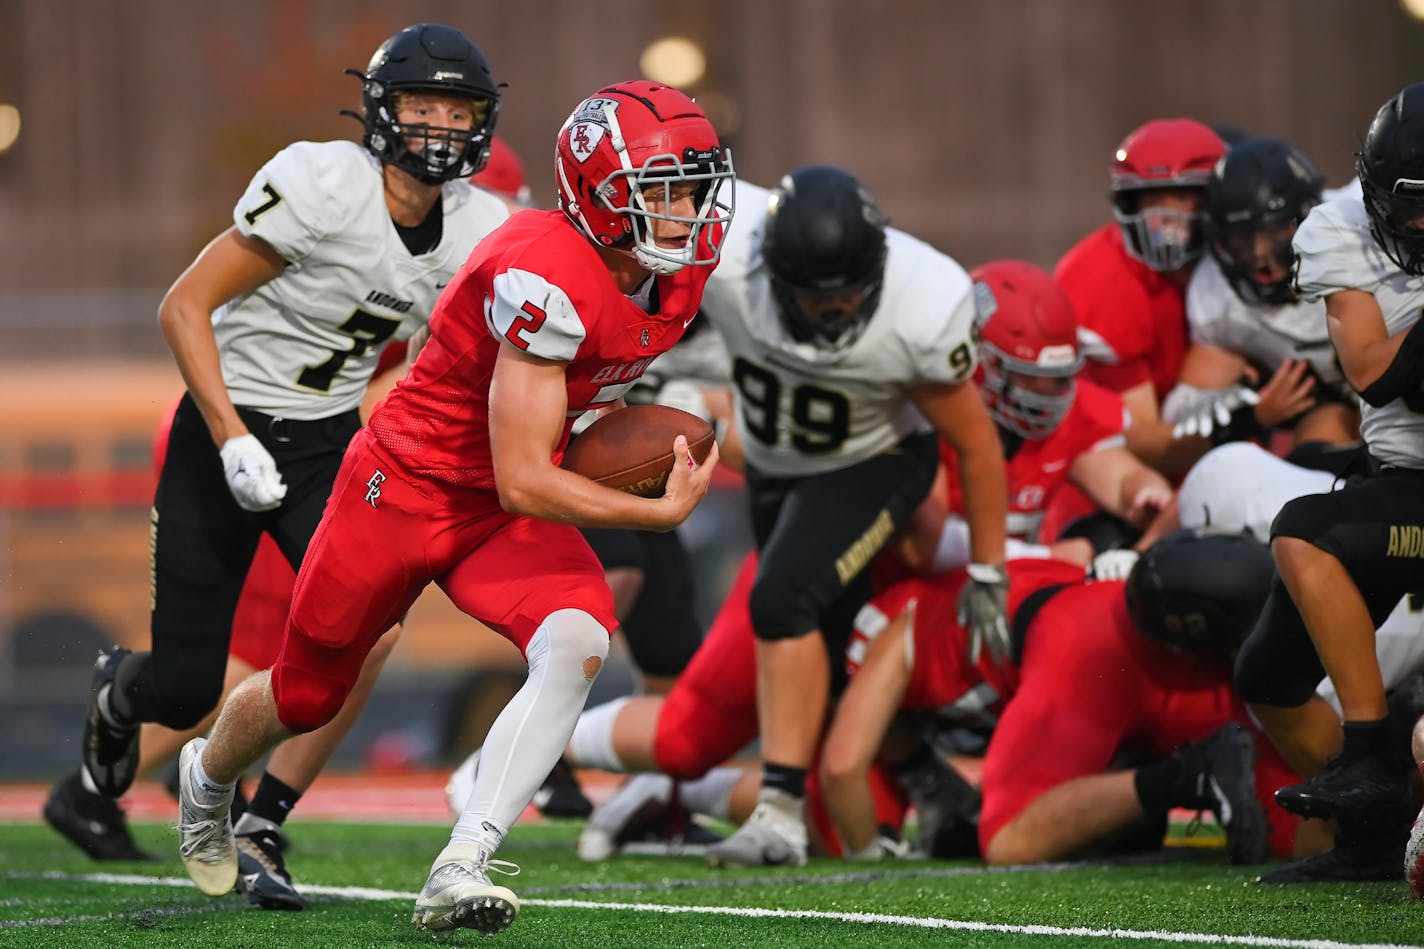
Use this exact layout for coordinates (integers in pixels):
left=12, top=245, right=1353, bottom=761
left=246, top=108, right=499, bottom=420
left=172, top=79, right=734, bottom=938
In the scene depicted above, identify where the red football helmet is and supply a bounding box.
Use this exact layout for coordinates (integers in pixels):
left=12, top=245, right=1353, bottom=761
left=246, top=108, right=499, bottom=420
left=1109, top=118, right=1226, bottom=272
left=555, top=80, right=735, bottom=274
left=971, top=260, right=1083, bottom=440
left=471, top=135, right=531, bottom=206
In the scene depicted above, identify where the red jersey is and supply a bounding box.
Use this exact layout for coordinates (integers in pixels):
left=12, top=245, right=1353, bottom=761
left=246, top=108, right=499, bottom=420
left=979, top=580, right=1301, bottom=858
left=940, top=381, right=1127, bottom=542
left=1055, top=223, right=1190, bottom=402
left=368, top=209, right=712, bottom=489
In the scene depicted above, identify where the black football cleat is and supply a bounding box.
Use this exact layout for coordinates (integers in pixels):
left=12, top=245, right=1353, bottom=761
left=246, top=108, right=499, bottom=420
left=895, top=749, right=982, bottom=859
left=1275, top=751, right=1411, bottom=824
left=531, top=756, right=593, bottom=819
left=81, top=646, right=140, bottom=798
left=1257, top=821, right=1406, bottom=884
left=234, top=816, right=308, bottom=911
left=42, top=769, right=156, bottom=862
left=1178, top=724, right=1269, bottom=865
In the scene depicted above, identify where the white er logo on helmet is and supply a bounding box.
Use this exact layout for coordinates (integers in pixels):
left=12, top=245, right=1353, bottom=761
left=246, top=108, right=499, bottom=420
left=569, top=122, right=606, bottom=163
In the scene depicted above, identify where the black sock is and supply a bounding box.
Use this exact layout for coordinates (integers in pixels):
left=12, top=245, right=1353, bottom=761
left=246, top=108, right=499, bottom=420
left=1133, top=756, right=1189, bottom=813
left=106, top=653, right=148, bottom=725
left=1341, top=718, right=1390, bottom=761
left=762, top=762, right=806, bottom=800
left=247, top=773, right=302, bottom=826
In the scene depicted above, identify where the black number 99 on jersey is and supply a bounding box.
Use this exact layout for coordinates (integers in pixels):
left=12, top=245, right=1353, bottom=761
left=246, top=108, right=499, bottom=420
left=732, top=357, right=851, bottom=454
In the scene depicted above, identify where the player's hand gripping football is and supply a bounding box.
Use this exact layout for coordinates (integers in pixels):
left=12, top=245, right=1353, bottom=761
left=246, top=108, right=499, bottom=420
left=220, top=433, right=287, bottom=512
left=957, top=562, right=1010, bottom=667
left=657, top=434, right=719, bottom=529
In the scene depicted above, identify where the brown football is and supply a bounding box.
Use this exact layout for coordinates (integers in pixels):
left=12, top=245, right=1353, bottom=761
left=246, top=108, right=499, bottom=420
left=561, top=404, right=716, bottom=498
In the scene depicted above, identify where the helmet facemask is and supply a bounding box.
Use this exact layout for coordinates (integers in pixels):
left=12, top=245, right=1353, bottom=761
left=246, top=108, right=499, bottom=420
left=1111, top=189, right=1207, bottom=272
left=346, top=23, right=503, bottom=186
left=769, top=259, right=885, bottom=350
left=1210, top=219, right=1302, bottom=305
left=978, top=343, right=1080, bottom=439
left=1359, top=156, right=1424, bottom=277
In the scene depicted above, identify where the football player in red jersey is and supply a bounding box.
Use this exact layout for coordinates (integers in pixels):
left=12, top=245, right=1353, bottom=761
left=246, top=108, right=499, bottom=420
left=898, top=261, right=1172, bottom=581
left=827, top=531, right=1298, bottom=866
left=172, top=80, right=733, bottom=938
left=975, top=530, right=1301, bottom=865
left=1056, top=118, right=1227, bottom=476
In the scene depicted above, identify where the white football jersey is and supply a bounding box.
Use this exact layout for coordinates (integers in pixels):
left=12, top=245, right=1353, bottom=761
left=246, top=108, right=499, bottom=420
left=215, top=140, right=510, bottom=419
left=1178, top=441, right=1424, bottom=708
left=701, top=180, right=978, bottom=477
left=1185, top=256, right=1342, bottom=392
left=1294, top=190, right=1424, bottom=467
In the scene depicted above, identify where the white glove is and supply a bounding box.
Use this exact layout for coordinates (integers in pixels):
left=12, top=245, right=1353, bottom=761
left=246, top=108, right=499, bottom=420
left=1170, top=385, right=1259, bottom=440
left=1090, top=548, right=1140, bottom=581
left=957, top=562, right=1010, bottom=667
left=219, top=434, right=287, bottom=512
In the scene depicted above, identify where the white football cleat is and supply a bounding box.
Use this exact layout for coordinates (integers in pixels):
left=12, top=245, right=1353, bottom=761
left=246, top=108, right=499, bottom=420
left=176, top=737, right=238, bottom=896
left=705, top=789, right=808, bottom=867
left=411, top=841, right=520, bottom=935
left=444, top=748, right=479, bottom=817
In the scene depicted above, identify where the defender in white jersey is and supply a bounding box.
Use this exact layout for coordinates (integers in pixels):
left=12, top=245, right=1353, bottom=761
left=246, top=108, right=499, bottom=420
left=1170, top=140, right=1362, bottom=451
left=1233, top=85, right=1424, bottom=884
left=697, top=166, right=1008, bottom=866
left=65, top=23, right=507, bottom=909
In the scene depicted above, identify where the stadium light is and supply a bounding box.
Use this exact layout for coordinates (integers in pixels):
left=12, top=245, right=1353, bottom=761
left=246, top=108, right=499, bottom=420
left=1403, top=0, right=1424, bottom=20
left=639, top=36, right=707, bottom=89
left=0, top=104, right=20, bottom=155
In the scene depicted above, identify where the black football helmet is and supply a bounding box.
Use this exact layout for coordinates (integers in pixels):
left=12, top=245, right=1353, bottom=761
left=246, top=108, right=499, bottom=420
left=346, top=23, right=501, bottom=185
left=762, top=165, right=888, bottom=350
left=1205, top=138, right=1324, bottom=305
left=1359, top=82, right=1424, bottom=276
left=1124, top=528, right=1274, bottom=659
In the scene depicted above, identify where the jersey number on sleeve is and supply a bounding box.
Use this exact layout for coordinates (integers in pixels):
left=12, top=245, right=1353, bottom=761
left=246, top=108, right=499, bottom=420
left=504, top=302, right=548, bottom=351
left=733, top=357, right=850, bottom=454
left=242, top=183, right=283, bottom=226
left=297, top=308, right=403, bottom=392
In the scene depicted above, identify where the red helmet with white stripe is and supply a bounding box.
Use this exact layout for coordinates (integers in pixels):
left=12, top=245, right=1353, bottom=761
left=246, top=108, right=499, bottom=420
left=971, top=260, right=1082, bottom=440
left=555, top=80, right=734, bottom=274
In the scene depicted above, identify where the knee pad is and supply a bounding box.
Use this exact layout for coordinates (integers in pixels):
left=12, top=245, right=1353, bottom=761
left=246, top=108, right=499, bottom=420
left=747, top=571, right=819, bottom=641
left=272, top=620, right=368, bottom=733
left=530, top=609, right=610, bottom=684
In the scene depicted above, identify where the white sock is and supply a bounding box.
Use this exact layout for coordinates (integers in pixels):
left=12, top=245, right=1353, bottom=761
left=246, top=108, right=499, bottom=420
left=566, top=697, right=629, bottom=772
left=675, top=767, right=742, bottom=820
left=453, top=610, right=609, bottom=845
left=189, top=746, right=233, bottom=805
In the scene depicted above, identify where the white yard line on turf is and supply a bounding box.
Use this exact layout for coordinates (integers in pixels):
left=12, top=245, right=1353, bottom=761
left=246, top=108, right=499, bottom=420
left=5, top=872, right=1421, bottom=948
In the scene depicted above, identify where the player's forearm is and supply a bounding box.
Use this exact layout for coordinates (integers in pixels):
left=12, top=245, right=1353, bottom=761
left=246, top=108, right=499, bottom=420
left=157, top=294, right=246, bottom=447
left=494, top=462, right=682, bottom=531
left=1123, top=417, right=1209, bottom=477
left=956, top=444, right=1008, bottom=566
